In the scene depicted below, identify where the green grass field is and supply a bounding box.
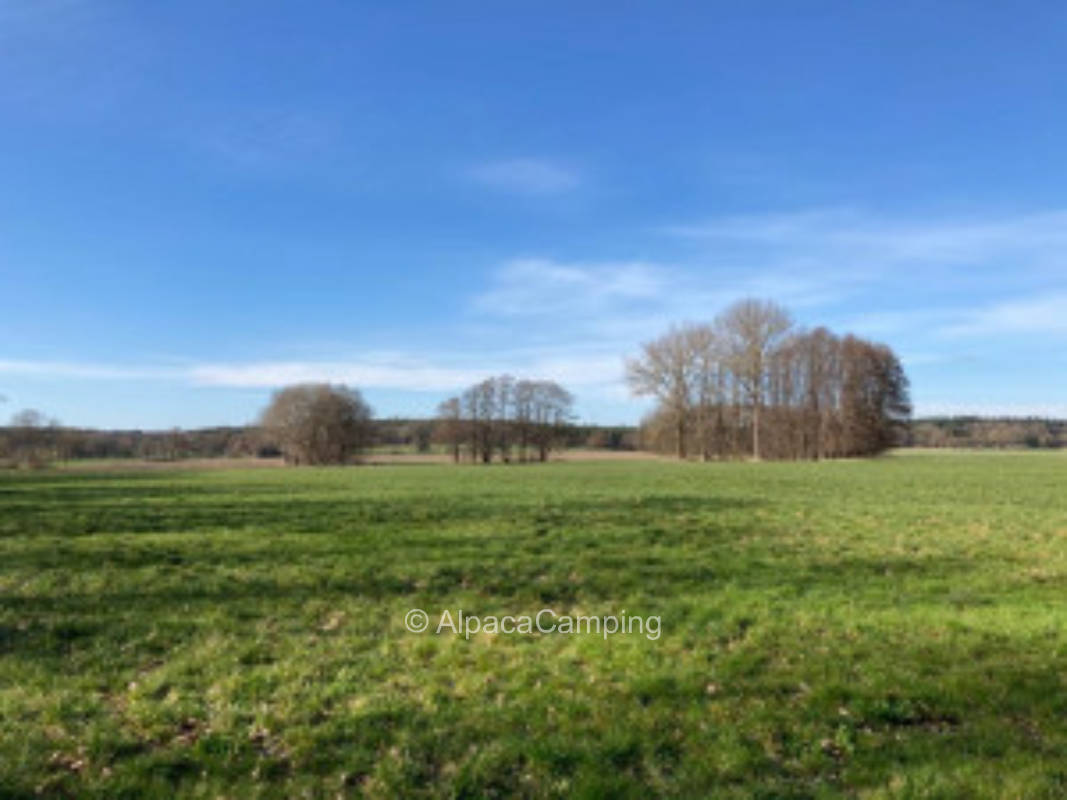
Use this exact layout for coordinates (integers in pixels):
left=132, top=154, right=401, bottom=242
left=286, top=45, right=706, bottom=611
left=2, top=453, right=1067, bottom=798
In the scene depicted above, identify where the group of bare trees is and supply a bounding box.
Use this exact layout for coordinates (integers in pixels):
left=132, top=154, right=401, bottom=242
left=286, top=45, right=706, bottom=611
left=627, top=299, right=911, bottom=460
left=436, top=376, right=575, bottom=463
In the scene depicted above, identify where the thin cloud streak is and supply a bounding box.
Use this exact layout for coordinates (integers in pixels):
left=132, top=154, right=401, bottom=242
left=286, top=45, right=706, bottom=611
left=467, top=158, right=581, bottom=194
left=195, top=352, right=627, bottom=392
left=663, top=208, right=1067, bottom=296
left=0, top=359, right=178, bottom=381
left=665, top=208, right=1067, bottom=340
left=916, top=402, right=1067, bottom=419
left=0, top=353, right=628, bottom=393
left=470, top=256, right=854, bottom=349
left=5, top=357, right=1062, bottom=420
left=473, top=258, right=667, bottom=317
left=941, top=292, right=1067, bottom=337
left=665, top=208, right=1067, bottom=263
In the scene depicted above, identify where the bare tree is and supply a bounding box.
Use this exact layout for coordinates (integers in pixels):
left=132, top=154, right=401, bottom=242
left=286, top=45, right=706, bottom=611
left=495, top=374, right=515, bottom=463
left=10, top=409, right=48, bottom=429
left=6, top=408, right=63, bottom=467
left=471, top=378, right=497, bottom=463
left=435, top=397, right=464, bottom=462
left=686, top=324, right=723, bottom=461
left=626, top=325, right=703, bottom=459
left=513, top=380, right=535, bottom=461
left=261, top=384, right=372, bottom=465
left=717, top=299, right=793, bottom=460
left=528, top=380, right=575, bottom=461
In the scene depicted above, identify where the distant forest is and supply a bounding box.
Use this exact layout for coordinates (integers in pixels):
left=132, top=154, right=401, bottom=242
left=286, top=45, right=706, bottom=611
left=1, top=416, right=1064, bottom=467
left=0, top=419, right=639, bottom=466
left=908, top=417, right=1067, bottom=450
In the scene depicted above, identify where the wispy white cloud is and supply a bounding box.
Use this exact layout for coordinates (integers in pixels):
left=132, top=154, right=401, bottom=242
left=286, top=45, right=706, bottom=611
left=187, top=362, right=474, bottom=391
left=8, top=355, right=1064, bottom=421
left=665, top=208, right=1067, bottom=277
left=666, top=208, right=1067, bottom=340
left=0, top=359, right=177, bottom=381
left=839, top=292, right=1067, bottom=341
left=472, top=258, right=666, bottom=317
left=941, top=292, right=1067, bottom=337
left=470, top=256, right=852, bottom=349
left=467, top=158, right=580, bottom=194
left=664, top=208, right=856, bottom=244
left=916, top=402, right=1067, bottom=419
left=191, top=352, right=627, bottom=393
left=0, top=352, right=627, bottom=393
left=665, top=208, right=1067, bottom=266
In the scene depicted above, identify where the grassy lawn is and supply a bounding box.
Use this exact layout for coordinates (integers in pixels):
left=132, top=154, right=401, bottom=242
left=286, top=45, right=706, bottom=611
left=2, top=454, right=1067, bottom=798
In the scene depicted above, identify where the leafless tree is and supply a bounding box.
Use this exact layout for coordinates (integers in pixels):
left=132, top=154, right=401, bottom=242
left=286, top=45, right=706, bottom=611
left=686, top=324, right=726, bottom=461
left=625, top=324, right=705, bottom=459
left=435, top=397, right=464, bottom=462
left=469, top=378, right=498, bottom=463
left=527, top=380, right=575, bottom=462
left=495, top=374, right=516, bottom=463
left=5, top=408, right=63, bottom=467
left=10, top=409, right=48, bottom=429
left=260, top=384, right=372, bottom=465
left=717, top=299, right=793, bottom=460
left=513, top=379, right=535, bottom=461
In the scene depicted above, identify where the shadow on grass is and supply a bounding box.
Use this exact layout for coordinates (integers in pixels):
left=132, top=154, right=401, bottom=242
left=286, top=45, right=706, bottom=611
left=1, top=479, right=763, bottom=536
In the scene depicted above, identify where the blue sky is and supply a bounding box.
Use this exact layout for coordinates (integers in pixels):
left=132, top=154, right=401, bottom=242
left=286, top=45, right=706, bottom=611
left=2, top=0, right=1066, bottom=429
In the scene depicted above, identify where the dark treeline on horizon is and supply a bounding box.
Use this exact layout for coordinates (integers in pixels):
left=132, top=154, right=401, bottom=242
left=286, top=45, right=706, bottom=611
left=0, top=418, right=640, bottom=467
left=2, top=415, right=1066, bottom=469
left=909, top=417, right=1067, bottom=449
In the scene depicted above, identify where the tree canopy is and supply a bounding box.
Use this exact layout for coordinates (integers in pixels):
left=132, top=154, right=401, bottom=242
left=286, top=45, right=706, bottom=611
left=260, top=384, right=373, bottom=465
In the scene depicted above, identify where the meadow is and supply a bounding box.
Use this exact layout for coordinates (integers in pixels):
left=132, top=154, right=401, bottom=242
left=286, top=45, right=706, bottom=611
left=2, top=453, right=1066, bottom=798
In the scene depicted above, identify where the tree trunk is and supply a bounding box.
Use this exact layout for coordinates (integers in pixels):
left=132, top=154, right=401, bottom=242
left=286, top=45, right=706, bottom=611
left=752, top=401, right=760, bottom=461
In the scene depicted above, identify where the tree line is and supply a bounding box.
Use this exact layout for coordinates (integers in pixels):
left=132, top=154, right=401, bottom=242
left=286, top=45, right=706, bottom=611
left=256, top=376, right=576, bottom=465
left=435, top=376, right=575, bottom=463
left=626, top=299, right=912, bottom=460
left=13, top=410, right=1067, bottom=469
left=0, top=410, right=634, bottom=468
left=1, top=297, right=916, bottom=467
left=910, top=417, right=1067, bottom=449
